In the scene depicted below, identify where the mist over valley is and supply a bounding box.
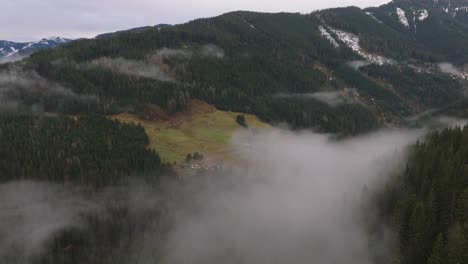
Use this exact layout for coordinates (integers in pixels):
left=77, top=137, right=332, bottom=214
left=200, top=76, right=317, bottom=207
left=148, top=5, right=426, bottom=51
left=2, top=0, right=468, bottom=263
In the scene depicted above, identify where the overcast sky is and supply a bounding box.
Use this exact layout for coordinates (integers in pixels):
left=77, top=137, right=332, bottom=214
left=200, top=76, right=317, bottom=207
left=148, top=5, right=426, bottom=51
left=2, top=0, right=389, bottom=42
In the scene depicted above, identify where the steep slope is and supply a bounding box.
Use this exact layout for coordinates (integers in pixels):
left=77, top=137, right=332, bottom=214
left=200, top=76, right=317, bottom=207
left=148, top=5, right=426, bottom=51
left=2, top=2, right=466, bottom=136
left=367, top=0, right=468, bottom=64
left=378, top=125, right=468, bottom=264
left=0, top=113, right=172, bottom=186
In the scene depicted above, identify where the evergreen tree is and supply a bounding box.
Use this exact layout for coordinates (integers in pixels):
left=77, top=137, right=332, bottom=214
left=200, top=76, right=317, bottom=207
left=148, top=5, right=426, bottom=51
left=185, top=153, right=193, bottom=163
left=427, top=234, right=444, bottom=264
left=236, top=114, right=247, bottom=127
left=446, top=223, right=467, bottom=264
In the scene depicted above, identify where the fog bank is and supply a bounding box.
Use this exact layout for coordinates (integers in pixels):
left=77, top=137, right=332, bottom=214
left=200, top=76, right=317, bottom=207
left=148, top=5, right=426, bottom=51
left=163, top=128, right=422, bottom=264
left=90, top=44, right=224, bottom=82
left=275, top=91, right=352, bottom=106
left=0, top=182, right=100, bottom=261
left=0, top=69, right=98, bottom=112
left=438, top=62, right=464, bottom=77
left=0, top=126, right=423, bottom=264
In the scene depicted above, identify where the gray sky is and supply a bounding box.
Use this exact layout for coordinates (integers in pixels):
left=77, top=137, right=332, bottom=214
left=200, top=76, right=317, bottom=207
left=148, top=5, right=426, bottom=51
left=2, top=0, right=389, bottom=42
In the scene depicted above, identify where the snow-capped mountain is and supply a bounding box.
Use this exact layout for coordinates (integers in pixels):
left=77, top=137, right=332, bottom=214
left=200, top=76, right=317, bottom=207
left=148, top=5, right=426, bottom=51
left=0, top=37, right=70, bottom=63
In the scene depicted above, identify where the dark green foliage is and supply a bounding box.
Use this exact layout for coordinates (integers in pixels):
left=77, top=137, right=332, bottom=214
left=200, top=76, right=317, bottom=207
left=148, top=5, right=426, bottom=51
left=370, top=0, right=468, bottom=64
left=20, top=11, right=388, bottom=135
left=383, top=126, right=468, bottom=264
left=236, top=114, right=247, bottom=127
left=427, top=234, right=444, bottom=264
left=0, top=112, right=176, bottom=264
left=13, top=8, right=467, bottom=135
left=319, top=7, right=433, bottom=61
left=3, top=3, right=468, bottom=264
left=0, top=113, right=172, bottom=186
left=193, top=152, right=204, bottom=160
left=34, top=62, right=191, bottom=114
left=186, top=152, right=204, bottom=162
left=440, top=98, right=468, bottom=118
left=361, top=65, right=464, bottom=109
left=185, top=153, right=193, bottom=163
left=333, top=64, right=410, bottom=115
left=446, top=223, right=467, bottom=264
left=414, top=14, right=468, bottom=65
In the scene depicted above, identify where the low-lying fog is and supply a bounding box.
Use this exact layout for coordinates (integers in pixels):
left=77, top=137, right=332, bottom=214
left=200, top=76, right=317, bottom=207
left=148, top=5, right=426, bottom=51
left=163, top=128, right=422, bottom=264
left=0, top=126, right=427, bottom=264
left=438, top=62, right=465, bottom=78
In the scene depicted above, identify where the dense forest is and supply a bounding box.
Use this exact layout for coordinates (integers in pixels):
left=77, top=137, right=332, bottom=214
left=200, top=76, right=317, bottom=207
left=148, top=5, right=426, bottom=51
left=2, top=113, right=468, bottom=264
left=2, top=0, right=462, bottom=135
left=0, top=112, right=175, bottom=264
left=0, top=112, right=173, bottom=186
left=377, top=126, right=468, bottom=264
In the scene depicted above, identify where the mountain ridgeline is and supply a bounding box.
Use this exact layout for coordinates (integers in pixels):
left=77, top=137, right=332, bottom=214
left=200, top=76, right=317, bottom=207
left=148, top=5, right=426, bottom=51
left=0, top=0, right=463, bottom=135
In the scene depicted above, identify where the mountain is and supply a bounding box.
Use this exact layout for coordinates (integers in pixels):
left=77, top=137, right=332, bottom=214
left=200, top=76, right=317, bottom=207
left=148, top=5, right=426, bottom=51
left=364, top=0, right=468, bottom=64
left=14, top=4, right=465, bottom=135
left=2, top=2, right=468, bottom=264
left=2, top=1, right=468, bottom=136
left=0, top=37, right=70, bottom=63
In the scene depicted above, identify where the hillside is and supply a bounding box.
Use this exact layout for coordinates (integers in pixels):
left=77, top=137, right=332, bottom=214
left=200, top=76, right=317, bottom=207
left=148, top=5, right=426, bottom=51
left=0, top=113, right=173, bottom=186
left=377, top=125, right=468, bottom=264
left=366, top=0, right=468, bottom=64
left=0, top=2, right=462, bottom=137
left=111, top=100, right=269, bottom=164
left=2, top=1, right=468, bottom=264
left=0, top=1, right=468, bottom=158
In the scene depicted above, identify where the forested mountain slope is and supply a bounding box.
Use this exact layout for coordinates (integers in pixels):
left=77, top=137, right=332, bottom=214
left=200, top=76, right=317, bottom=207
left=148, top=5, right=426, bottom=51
left=367, top=0, right=468, bottom=64
left=378, top=126, right=468, bottom=264
left=0, top=113, right=173, bottom=186
left=2, top=1, right=468, bottom=264
left=0, top=0, right=464, bottom=136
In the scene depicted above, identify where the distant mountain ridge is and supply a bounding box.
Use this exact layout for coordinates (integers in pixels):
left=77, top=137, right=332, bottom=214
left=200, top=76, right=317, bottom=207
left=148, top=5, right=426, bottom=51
left=0, top=37, right=70, bottom=63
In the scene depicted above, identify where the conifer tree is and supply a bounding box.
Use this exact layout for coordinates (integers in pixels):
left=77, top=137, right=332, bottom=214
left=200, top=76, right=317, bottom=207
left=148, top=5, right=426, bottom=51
left=427, top=234, right=445, bottom=264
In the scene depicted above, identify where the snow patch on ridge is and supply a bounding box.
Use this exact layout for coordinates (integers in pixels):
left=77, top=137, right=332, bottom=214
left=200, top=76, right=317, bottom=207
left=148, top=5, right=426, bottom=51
left=396, top=7, right=409, bottom=28
left=1, top=37, right=71, bottom=64
left=244, top=19, right=256, bottom=30
left=365, top=12, right=383, bottom=23
left=4, top=47, right=19, bottom=58
left=417, top=9, right=429, bottom=21
left=318, top=26, right=339, bottom=48
left=454, top=6, right=468, bottom=16
left=324, top=26, right=393, bottom=65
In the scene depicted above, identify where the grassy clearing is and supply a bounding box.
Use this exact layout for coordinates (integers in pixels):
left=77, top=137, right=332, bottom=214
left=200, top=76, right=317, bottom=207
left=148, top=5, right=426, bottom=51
left=110, top=100, right=269, bottom=164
